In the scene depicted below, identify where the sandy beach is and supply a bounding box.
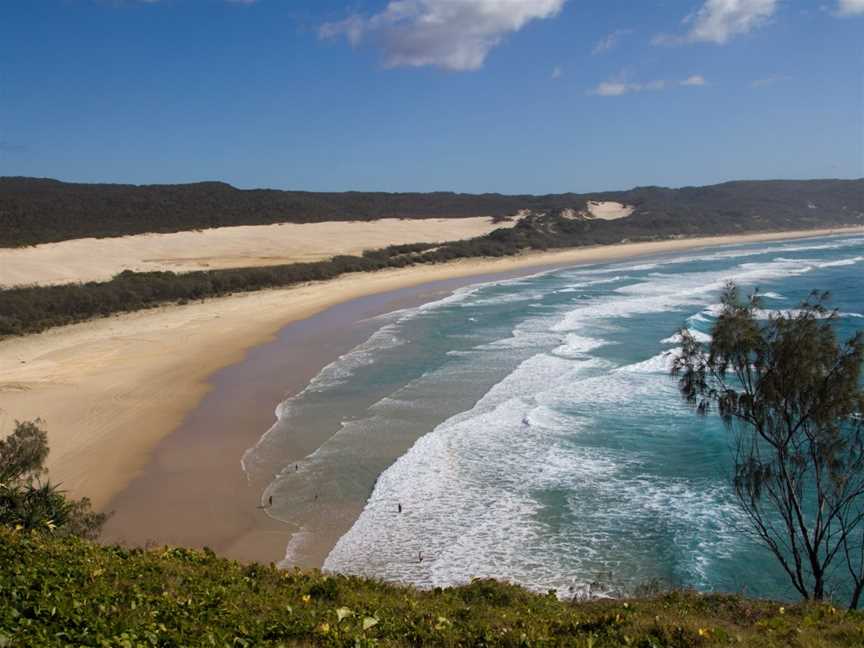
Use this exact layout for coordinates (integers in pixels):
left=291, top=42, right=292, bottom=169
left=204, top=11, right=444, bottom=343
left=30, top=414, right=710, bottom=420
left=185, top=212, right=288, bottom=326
left=1, top=226, right=862, bottom=566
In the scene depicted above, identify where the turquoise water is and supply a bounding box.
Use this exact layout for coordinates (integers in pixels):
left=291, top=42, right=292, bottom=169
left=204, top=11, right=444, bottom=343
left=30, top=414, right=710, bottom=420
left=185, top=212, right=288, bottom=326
left=244, top=233, right=864, bottom=599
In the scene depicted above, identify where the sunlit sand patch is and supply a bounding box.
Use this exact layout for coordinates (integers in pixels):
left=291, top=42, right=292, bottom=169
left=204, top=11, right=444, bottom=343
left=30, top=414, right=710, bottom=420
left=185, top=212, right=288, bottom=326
left=586, top=201, right=635, bottom=220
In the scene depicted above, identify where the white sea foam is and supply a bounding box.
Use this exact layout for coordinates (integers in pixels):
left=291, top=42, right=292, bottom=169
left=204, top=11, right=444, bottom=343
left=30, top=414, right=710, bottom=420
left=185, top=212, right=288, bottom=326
left=690, top=302, right=864, bottom=324
left=459, top=291, right=545, bottom=308
left=817, top=256, right=863, bottom=268
left=287, top=234, right=862, bottom=595
left=552, top=257, right=815, bottom=334
left=569, top=236, right=864, bottom=278
left=617, top=349, right=681, bottom=374
left=324, top=353, right=742, bottom=594
left=661, top=330, right=712, bottom=344
left=321, top=250, right=845, bottom=593
left=242, top=261, right=588, bottom=479
left=552, top=275, right=631, bottom=293
left=307, top=325, right=406, bottom=392
left=551, top=334, right=610, bottom=358
left=241, top=323, right=407, bottom=478
left=772, top=255, right=864, bottom=271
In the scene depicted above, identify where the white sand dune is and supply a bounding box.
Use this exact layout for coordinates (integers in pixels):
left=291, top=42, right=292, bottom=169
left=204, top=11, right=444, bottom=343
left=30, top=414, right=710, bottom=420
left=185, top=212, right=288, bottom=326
left=0, top=216, right=516, bottom=287
left=586, top=201, right=635, bottom=220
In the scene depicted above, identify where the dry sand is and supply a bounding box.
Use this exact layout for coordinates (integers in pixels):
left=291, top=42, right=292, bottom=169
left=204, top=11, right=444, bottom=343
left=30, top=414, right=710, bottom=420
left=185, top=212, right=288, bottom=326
left=1, top=227, right=862, bottom=535
left=0, top=217, right=517, bottom=287
left=586, top=200, right=635, bottom=220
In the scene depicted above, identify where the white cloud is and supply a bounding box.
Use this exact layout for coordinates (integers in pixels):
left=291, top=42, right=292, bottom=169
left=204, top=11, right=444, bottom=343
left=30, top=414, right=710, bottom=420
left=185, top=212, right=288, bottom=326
left=837, top=0, right=864, bottom=15
left=589, top=79, right=666, bottom=96
left=681, top=74, right=707, bottom=86
left=654, top=0, right=778, bottom=45
left=320, top=0, right=567, bottom=71
left=592, top=28, right=631, bottom=55
left=589, top=75, right=708, bottom=96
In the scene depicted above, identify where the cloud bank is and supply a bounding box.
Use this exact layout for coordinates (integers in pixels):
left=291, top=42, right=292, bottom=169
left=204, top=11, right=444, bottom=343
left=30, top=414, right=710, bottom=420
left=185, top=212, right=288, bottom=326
left=680, top=74, right=707, bottom=86
left=837, top=0, right=864, bottom=16
left=655, top=0, right=778, bottom=45
left=589, top=75, right=708, bottom=96
left=589, top=80, right=666, bottom=97
left=592, top=29, right=631, bottom=55
left=320, top=0, right=567, bottom=71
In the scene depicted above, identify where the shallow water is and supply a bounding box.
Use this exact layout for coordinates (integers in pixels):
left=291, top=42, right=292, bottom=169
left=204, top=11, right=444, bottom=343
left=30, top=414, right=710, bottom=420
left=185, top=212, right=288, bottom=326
left=243, top=233, right=864, bottom=599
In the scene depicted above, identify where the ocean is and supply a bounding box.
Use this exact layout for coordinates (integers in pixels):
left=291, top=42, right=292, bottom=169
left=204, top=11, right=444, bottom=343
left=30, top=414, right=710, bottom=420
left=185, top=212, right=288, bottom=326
left=242, top=233, right=864, bottom=600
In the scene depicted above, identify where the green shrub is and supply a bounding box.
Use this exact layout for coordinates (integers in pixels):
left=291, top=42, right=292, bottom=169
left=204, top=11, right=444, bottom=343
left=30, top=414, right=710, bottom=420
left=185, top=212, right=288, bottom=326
left=0, top=528, right=862, bottom=646
left=0, top=420, right=107, bottom=540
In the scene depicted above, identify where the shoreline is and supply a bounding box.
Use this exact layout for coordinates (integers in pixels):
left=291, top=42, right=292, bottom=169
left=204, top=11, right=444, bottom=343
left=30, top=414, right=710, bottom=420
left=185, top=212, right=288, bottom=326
left=1, top=226, right=862, bottom=564
left=100, top=275, right=497, bottom=565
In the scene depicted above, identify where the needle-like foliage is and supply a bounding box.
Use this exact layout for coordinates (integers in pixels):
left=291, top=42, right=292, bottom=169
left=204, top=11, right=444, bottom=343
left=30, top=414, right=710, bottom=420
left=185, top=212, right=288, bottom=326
left=672, top=283, right=864, bottom=608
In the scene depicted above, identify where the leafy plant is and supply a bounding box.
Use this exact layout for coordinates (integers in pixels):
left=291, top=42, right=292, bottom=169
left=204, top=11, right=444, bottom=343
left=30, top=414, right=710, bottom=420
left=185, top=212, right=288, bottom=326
left=0, top=420, right=108, bottom=540
left=1, top=528, right=863, bottom=646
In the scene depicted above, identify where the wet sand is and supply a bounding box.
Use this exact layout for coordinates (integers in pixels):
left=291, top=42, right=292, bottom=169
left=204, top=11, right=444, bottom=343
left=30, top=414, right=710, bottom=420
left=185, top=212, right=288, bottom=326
left=100, top=273, right=536, bottom=566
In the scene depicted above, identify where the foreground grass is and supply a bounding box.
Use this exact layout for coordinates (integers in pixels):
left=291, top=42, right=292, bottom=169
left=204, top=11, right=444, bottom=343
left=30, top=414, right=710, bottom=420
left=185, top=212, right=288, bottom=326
left=1, top=530, right=862, bottom=647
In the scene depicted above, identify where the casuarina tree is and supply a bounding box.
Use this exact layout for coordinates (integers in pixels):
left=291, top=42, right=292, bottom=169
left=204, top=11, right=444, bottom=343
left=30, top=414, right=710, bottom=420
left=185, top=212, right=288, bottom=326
left=671, top=283, right=864, bottom=608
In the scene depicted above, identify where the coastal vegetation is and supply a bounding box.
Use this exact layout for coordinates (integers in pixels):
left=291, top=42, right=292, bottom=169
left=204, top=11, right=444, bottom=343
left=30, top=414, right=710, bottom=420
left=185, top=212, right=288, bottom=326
left=0, top=420, right=107, bottom=540
left=0, top=212, right=623, bottom=336
left=1, top=177, right=862, bottom=337
left=1, top=176, right=861, bottom=247
left=2, top=527, right=863, bottom=647
left=2, top=201, right=864, bottom=337
left=672, top=284, right=864, bottom=609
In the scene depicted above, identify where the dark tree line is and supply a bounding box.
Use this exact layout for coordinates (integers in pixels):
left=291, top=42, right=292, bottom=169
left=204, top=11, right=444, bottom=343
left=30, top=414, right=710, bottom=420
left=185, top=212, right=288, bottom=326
left=3, top=202, right=864, bottom=337
left=1, top=176, right=861, bottom=247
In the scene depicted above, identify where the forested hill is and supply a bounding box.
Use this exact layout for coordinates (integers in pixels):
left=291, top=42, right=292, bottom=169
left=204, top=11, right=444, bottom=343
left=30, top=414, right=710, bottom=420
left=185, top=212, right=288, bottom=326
left=1, top=176, right=862, bottom=247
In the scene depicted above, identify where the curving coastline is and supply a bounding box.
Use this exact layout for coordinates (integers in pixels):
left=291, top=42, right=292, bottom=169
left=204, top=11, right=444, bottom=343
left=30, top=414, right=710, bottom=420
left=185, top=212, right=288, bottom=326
left=1, top=226, right=863, bottom=565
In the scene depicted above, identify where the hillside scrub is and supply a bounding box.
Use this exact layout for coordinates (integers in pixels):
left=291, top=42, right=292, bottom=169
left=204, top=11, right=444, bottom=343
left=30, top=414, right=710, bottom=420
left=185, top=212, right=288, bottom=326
left=0, top=213, right=619, bottom=336
left=1, top=177, right=861, bottom=247
left=1, top=528, right=863, bottom=646
left=0, top=207, right=684, bottom=336
left=2, top=198, right=863, bottom=336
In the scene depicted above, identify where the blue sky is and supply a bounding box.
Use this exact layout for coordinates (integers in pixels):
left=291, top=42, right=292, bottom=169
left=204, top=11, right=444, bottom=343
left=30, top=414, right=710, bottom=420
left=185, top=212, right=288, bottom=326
left=1, top=0, right=862, bottom=193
